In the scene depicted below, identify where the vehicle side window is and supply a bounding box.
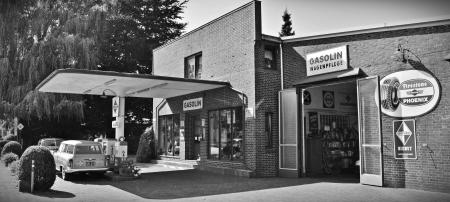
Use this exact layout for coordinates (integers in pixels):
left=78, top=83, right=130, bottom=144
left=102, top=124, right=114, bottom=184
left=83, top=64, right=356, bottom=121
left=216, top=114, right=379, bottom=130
left=59, top=144, right=66, bottom=152
left=65, top=145, right=74, bottom=154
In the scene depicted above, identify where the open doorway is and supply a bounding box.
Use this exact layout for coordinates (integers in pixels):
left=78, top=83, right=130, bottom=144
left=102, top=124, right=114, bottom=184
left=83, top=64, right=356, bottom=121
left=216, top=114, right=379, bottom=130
left=303, top=81, right=359, bottom=179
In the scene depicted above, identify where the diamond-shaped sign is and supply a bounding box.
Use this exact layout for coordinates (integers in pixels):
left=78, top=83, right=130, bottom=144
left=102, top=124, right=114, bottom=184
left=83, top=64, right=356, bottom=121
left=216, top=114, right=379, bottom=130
left=17, top=123, right=24, bottom=130
left=395, top=121, right=412, bottom=145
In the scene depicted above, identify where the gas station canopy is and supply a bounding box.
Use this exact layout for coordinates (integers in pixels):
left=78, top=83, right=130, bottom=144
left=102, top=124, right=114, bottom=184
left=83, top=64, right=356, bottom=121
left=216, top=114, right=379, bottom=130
left=36, top=69, right=230, bottom=98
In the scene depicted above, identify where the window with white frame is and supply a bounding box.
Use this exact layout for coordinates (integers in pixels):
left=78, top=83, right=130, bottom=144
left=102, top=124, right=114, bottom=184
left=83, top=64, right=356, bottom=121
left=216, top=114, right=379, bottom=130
left=185, top=53, right=202, bottom=79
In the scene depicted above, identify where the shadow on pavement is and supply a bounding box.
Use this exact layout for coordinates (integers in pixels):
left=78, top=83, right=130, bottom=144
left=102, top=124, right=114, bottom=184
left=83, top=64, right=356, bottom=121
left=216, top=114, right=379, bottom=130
left=33, top=189, right=75, bottom=199
left=68, top=169, right=359, bottom=199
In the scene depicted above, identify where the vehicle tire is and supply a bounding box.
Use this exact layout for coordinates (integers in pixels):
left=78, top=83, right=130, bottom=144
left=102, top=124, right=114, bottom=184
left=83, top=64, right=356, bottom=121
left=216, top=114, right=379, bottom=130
left=61, top=168, right=70, bottom=181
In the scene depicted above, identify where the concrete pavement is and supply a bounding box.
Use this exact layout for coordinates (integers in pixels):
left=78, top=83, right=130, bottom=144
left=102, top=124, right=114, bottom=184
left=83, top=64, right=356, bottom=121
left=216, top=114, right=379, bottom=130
left=1, top=163, right=449, bottom=202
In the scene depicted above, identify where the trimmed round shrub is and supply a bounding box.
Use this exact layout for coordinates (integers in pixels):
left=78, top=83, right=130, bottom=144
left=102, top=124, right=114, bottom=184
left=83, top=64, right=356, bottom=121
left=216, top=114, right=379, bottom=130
left=136, top=126, right=156, bottom=163
left=0, top=140, right=10, bottom=155
left=2, top=152, right=19, bottom=166
left=1, top=141, right=22, bottom=157
left=18, top=146, right=56, bottom=192
left=3, top=134, right=17, bottom=141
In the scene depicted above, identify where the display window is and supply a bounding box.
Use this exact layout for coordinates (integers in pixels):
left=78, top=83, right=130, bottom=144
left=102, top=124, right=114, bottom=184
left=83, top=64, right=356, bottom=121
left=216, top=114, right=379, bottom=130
left=158, top=114, right=180, bottom=156
left=208, top=107, right=243, bottom=161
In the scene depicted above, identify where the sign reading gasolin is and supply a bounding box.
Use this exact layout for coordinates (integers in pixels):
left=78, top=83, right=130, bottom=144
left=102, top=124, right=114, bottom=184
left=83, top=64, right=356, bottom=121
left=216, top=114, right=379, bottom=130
left=380, top=70, right=440, bottom=117
left=393, top=119, right=417, bottom=159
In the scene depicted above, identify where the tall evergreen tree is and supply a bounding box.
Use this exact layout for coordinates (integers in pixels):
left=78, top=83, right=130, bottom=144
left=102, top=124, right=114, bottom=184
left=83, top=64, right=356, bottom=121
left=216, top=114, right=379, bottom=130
left=279, top=9, right=295, bottom=37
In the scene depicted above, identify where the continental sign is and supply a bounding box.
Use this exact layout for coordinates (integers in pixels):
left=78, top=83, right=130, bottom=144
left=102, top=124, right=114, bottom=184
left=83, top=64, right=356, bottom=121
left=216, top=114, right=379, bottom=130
left=306, top=45, right=348, bottom=76
left=380, top=70, right=440, bottom=118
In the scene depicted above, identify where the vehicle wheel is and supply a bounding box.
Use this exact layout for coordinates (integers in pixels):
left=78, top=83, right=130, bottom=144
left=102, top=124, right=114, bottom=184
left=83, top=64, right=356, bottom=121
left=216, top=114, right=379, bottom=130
left=61, top=168, right=70, bottom=181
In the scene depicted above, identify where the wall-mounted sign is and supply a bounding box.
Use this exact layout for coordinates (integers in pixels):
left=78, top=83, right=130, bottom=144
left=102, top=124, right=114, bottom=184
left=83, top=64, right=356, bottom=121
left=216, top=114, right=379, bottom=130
left=245, top=107, right=254, bottom=118
left=183, top=97, right=203, bottom=111
left=323, top=91, right=335, bottom=108
left=112, top=96, right=120, bottom=117
left=303, top=90, right=311, bottom=105
left=17, top=123, right=24, bottom=130
left=393, top=119, right=417, bottom=159
left=112, top=120, right=120, bottom=128
left=380, top=70, right=440, bottom=117
left=306, top=45, right=348, bottom=76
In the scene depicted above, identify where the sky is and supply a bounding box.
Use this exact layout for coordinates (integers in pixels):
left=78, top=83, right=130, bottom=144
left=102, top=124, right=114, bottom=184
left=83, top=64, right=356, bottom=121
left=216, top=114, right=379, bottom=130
left=180, top=0, right=450, bottom=37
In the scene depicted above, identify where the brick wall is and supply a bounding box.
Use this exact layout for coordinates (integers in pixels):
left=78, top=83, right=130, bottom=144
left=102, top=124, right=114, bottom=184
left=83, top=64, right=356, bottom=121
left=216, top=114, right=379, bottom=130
left=254, top=39, right=282, bottom=176
left=153, top=1, right=262, bottom=172
left=283, top=25, right=450, bottom=192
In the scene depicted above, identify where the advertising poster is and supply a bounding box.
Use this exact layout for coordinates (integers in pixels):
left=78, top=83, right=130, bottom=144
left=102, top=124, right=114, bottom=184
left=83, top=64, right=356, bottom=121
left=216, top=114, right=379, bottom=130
left=393, top=119, right=417, bottom=159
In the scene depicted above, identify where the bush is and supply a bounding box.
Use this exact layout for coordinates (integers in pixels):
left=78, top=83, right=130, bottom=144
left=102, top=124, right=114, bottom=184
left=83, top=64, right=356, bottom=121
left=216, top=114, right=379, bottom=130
left=2, top=152, right=19, bottom=166
left=3, top=134, right=17, bottom=141
left=136, top=126, right=156, bottom=163
left=1, top=141, right=22, bottom=157
left=0, top=140, right=10, bottom=155
left=18, top=146, right=56, bottom=192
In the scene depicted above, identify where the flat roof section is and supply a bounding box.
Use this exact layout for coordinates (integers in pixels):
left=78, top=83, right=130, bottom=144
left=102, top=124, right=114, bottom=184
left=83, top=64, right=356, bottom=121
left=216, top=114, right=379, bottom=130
left=36, top=69, right=230, bottom=98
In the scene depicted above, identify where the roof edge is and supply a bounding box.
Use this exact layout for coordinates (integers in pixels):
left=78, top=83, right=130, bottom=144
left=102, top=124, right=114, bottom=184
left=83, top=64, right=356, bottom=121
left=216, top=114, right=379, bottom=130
left=282, top=16, right=450, bottom=43
left=35, top=68, right=231, bottom=92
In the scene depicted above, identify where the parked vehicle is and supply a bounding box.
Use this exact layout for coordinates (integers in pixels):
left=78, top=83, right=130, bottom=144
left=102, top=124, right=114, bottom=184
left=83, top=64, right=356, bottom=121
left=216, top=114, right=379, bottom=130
left=38, top=138, right=64, bottom=153
left=53, top=140, right=109, bottom=180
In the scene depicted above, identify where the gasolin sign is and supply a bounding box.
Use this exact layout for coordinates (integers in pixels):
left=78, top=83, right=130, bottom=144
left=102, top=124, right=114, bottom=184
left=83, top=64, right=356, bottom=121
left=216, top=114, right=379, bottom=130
left=183, top=97, right=203, bottom=111
left=393, top=119, right=417, bottom=159
left=380, top=70, right=440, bottom=117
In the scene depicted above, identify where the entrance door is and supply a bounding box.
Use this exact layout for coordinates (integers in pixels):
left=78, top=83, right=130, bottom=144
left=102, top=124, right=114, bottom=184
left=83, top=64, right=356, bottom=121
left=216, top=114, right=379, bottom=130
left=191, top=115, right=202, bottom=160
left=279, top=89, right=299, bottom=177
left=357, top=76, right=383, bottom=186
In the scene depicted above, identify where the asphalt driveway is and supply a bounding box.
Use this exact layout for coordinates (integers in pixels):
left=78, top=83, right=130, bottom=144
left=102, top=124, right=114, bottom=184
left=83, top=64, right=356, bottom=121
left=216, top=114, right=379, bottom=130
left=1, top=164, right=449, bottom=202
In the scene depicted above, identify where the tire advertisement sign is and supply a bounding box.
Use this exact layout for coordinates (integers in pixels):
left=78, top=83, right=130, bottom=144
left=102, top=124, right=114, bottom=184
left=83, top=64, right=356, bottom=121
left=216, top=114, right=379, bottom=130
left=393, top=119, right=417, bottom=159
left=380, top=70, right=440, bottom=117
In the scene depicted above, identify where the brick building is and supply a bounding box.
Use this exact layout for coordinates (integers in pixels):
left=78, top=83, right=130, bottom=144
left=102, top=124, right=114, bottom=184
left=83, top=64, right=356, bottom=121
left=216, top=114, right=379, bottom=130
left=152, top=0, right=450, bottom=193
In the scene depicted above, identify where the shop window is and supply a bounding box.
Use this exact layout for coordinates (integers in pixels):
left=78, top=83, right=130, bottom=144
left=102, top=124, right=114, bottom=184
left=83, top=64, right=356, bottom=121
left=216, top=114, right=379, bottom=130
left=265, top=112, right=273, bottom=148
left=208, top=107, right=243, bottom=161
left=185, top=53, right=202, bottom=79
left=264, top=47, right=276, bottom=69
left=158, top=114, right=180, bottom=156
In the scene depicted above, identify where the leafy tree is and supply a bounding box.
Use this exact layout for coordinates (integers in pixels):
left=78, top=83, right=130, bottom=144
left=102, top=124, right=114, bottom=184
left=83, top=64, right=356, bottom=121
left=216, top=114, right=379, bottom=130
left=0, top=0, right=187, bottom=149
left=279, top=9, right=295, bottom=37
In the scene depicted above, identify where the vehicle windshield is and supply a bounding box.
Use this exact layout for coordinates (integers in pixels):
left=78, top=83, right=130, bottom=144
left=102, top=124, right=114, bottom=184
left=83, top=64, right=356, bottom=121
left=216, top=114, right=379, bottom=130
left=41, top=140, right=56, bottom=147
left=75, top=145, right=102, bottom=154
left=55, top=139, right=63, bottom=147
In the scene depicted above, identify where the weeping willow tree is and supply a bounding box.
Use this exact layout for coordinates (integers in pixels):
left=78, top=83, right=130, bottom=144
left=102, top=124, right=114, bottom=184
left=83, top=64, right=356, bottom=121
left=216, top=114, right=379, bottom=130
left=0, top=0, right=110, bottom=123
left=0, top=0, right=187, bottom=148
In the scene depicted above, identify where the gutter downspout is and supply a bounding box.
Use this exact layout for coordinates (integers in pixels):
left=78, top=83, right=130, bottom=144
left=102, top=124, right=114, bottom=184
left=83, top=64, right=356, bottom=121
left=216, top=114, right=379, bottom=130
left=279, top=42, right=284, bottom=90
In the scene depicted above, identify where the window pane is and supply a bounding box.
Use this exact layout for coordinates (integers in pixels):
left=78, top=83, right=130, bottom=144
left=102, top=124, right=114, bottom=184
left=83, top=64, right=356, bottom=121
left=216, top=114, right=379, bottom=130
left=187, top=56, right=195, bottom=79
left=195, top=55, right=202, bottom=79
left=220, top=109, right=232, bottom=160
left=264, top=49, right=274, bottom=68
left=173, top=115, right=180, bottom=156
left=232, top=108, right=244, bottom=161
left=209, top=111, right=220, bottom=160
left=66, top=145, right=74, bottom=154
left=158, top=117, right=166, bottom=155
left=166, top=116, right=173, bottom=155
left=75, top=145, right=102, bottom=154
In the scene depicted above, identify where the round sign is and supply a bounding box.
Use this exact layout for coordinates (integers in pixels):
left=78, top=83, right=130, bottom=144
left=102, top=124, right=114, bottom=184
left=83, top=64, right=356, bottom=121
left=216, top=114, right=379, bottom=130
left=323, top=91, right=334, bottom=108
left=380, top=70, right=440, bottom=117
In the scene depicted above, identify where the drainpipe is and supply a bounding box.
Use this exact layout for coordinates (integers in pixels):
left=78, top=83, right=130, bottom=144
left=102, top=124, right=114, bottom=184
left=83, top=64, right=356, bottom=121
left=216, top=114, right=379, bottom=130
left=279, top=42, right=284, bottom=90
